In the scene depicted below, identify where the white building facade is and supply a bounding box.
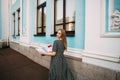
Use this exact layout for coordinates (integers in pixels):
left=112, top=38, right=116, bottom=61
left=0, top=0, right=120, bottom=80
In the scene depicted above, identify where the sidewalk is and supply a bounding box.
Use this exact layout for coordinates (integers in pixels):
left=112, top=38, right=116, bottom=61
left=0, top=48, right=49, bottom=80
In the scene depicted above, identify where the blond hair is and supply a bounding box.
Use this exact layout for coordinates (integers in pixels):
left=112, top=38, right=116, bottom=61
left=58, top=29, right=67, bottom=50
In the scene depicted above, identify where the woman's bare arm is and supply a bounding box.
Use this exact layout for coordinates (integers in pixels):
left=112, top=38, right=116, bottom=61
left=38, top=51, right=56, bottom=56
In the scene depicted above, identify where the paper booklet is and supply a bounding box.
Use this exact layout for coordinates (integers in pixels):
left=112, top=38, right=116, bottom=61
left=36, top=46, right=52, bottom=53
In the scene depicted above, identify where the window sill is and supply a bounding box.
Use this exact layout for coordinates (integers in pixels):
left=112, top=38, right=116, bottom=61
left=30, top=45, right=82, bottom=62
left=16, top=34, right=20, bottom=36
left=34, top=33, right=46, bottom=36
left=51, top=34, right=75, bottom=36
left=50, top=31, right=75, bottom=37
left=65, top=54, right=82, bottom=61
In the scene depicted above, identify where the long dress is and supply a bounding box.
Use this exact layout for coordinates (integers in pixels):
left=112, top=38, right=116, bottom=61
left=48, top=40, right=74, bottom=80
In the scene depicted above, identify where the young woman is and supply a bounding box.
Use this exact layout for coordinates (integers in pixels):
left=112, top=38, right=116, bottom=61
left=39, top=29, right=74, bottom=80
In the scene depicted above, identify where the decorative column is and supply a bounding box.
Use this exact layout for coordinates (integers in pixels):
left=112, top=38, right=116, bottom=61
left=0, top=0, right=2, bottom=40
left=20, top=0, right=30, bottom=45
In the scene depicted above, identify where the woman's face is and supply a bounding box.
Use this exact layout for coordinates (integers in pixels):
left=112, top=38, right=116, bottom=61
left=56, top=30, right=62, bottom=39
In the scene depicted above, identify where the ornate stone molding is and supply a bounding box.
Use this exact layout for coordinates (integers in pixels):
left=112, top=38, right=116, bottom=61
left=111, top=10, right=120, bottom=30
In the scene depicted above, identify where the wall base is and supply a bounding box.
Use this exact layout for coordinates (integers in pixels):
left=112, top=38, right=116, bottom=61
left=0, top=42, right=2, bottom=48
left=0, top=41, right=9, bottom=48
left=10, top=41, right=120, bottom=80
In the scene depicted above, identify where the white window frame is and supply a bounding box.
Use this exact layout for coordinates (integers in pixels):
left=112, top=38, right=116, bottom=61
left=100, top=0, right=120, bottom=38
left=12, top=0, right=16, bottom=5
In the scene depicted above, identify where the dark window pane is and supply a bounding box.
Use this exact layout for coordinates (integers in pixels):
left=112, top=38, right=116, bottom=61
left=43, top=7, right=46, bottom=26
left=55, top=0, right=63, bottom=24
left=66, top=23, right=75, bottom=31
left=38, top=9, right=42, bottom=27
left=38, top=28, right=42, bottom=33
left=56, top=25, right=63, bottom=32
left=43, top=26, right=46, bottom=32
left=13, top=13, right=15, bottom=35
left=38, top=0, right=46, bottom=5
left=18, top=8, right=20, bottom=35
left=66, top=0, right=75, bottom=23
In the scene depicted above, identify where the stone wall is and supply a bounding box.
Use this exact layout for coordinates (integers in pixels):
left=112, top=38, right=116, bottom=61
left=0, top=41, right=8, bottom=48
left=0, top=42, right=2, bottom=48
left=10, top=42, right=120, bottom=80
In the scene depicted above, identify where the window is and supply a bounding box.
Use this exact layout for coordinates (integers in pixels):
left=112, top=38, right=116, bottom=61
left=53, top=0, right=75, bottom=36
left=110, top=0, right=120, bottom=31
left=12, top=8, right=20, bottom=37
left=12, top=0, right=16, bottom=5
left=17, top=8, right=20, bottom=36
left=36, top=0, right=46, bottom=36
left=101, top=0, right=120, bottom=38
left=12, top=13, right=15, bottom=36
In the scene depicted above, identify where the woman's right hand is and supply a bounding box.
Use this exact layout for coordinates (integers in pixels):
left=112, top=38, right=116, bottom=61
left=37, top=51, right=46, bottom=56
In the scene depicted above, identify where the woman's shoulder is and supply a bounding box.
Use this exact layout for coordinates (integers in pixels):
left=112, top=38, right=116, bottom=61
left=54, top=40, right=61, bottom=43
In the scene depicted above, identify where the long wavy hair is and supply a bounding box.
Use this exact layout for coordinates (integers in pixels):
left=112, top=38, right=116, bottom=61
left=58, top=29, right=67, bottom=50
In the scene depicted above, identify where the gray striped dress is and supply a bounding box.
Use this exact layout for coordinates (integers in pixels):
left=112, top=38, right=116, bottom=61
left=48, top=40, right=74, bottom=80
